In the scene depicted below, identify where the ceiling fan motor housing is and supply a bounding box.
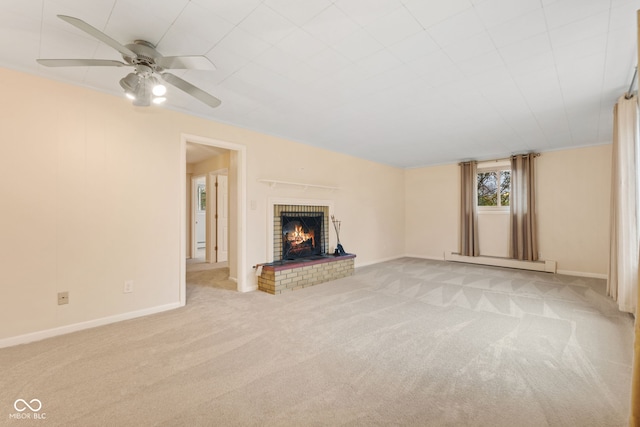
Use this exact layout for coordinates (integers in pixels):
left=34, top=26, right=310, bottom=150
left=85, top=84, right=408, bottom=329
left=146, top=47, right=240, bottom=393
left=123, top=40, right=165, bottom=74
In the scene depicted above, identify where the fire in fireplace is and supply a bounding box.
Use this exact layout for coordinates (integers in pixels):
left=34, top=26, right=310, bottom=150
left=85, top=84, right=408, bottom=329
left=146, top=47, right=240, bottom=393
left=281, top=212, right=323, bottom=260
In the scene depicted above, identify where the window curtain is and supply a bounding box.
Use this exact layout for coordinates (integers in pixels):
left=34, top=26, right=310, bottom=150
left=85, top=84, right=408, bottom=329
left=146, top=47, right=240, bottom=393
left=509, top=154, right=538, bottom=261
left=460, top=161, right=479, bottom=256
left=607, top=94, right=639, bottom=314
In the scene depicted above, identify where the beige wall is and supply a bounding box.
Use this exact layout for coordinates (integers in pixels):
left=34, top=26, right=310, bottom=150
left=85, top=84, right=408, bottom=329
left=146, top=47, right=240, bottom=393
left=0, top=67, right=405, bottom=342
left=537, top=145, right=611, bottom=275
left=190, top=151, right=230, bottom=176
left=405, top=145, right=612, bottom=277
left=405, top=164, right=459, bottom=260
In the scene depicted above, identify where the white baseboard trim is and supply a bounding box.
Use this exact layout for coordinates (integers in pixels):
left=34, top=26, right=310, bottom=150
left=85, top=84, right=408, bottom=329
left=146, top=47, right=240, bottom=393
left=0, top=302, right=183, bottom=349
left=444, top=252, right=557, bottom=273
left=557, top=270, right=607, bottom=280
left=403, top=254, right=446, bottom=261
left=355, top=255, right=406, bottom=268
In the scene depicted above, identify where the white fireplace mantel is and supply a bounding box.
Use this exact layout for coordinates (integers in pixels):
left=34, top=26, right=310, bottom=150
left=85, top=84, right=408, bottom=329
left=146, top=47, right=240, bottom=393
left=259, top=179, right=339, bottom=191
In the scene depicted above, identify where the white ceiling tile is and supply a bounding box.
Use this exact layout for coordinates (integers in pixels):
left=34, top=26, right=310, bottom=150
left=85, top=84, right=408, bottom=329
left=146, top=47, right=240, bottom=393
left=535, top=112, right=571, bottom=136
left=408, top=51, right=464, bottom=86
left=106, top=1, right=190, bottom=46
left=387, top=31, right=440, bottom=63
left=38, top=21, right=102, bottom=60
left=220, top=64, right=292, bottom=105
left=264, top=0, right=333, bottom=25
left=332, top=29, right=384, bottom=61
left=498, top=34, right=552, bottom=66
left=541, top=130, right=573, bottom=149
left=565, top=106, right=602, bottom=130
left=556, top=55, right=606, bottom=102
left=543, top=0, right=612, bottom=30
left=215, top=27, right=271, bottom=60
left=158, top=2, right=234, bottom=55
left=334, top=0, right=403, bottom=27
left=254, top=46, right=324, bottom=84
left=456, top=49, right=505, bottom=77
left=364, top=7, right=424, bottom=47
left=443, top=31, right=497, bottom=63
left=355, top=49, right=404, bottom=79
left=191, top=0, right=262, bottom=25
left=474, top=0, right=542, bottom=28
left=506, top=112, right=543, bottom=136
left=302, top=5, right=360, bottom=45
left=304, top=47, right=352, bottom=73
left=275, top=29, right=327, bottom=61
left=487, top=9, right=547, bottom=48
left=427, top=8, right=485, bottom=47
left=464, top=64, right=512, bottom=88
left=353, top=69, right=423, bottom=107
left=205, top=45, right=251, bottom=85
left=518, top=79, right=566, bottom=115
left=43, top=0, right=115, bottom=29
left=403, top=0, right=474, bottom=29
left=238, top=4, right=297, bottom=45
left=552, top=34, right=608, bottom=66
left=548, top=11, right=610, bottom=48
left=609, top=0, right=640, bottom=29
left=506, top=51, right=556, bottom=79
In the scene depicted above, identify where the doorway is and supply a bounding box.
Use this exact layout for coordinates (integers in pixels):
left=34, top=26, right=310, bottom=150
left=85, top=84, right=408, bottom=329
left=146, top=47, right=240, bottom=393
left=190, top=172, right=228, bottom=264
left=180, top=134, right=248, bottom=302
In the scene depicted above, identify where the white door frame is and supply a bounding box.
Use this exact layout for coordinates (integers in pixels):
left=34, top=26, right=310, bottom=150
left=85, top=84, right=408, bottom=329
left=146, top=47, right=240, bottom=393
left=180, top=134, right=248, bottom=304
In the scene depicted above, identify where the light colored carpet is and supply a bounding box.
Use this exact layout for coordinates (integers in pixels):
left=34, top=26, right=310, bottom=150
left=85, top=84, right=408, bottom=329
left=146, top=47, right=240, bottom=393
left=186, top=264, right=235, bottom=291
left=0, top=258, right=634, bottom=426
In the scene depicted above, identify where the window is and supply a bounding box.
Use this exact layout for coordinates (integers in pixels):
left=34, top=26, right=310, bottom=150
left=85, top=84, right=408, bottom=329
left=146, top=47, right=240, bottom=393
left=477, top=167, right=510, bottom=209
left=197, top=184, right=206, bottom=212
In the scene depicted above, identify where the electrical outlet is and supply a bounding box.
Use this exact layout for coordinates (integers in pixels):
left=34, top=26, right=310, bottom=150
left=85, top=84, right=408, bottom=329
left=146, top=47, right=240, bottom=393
left=58, top=291, right=69, bottom=305
left=124, top=280, right=134, bottom=293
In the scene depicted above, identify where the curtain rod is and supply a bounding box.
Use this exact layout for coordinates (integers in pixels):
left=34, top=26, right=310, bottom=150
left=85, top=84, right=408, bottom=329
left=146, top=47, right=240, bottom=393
left=626, top=67, right=637, bottom=99
left=460, top=153, right=540, bottom=165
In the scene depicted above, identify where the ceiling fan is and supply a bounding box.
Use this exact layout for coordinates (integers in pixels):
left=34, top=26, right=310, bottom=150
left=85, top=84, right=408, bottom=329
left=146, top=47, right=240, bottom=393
left=37, top=15, right=221, bottom=108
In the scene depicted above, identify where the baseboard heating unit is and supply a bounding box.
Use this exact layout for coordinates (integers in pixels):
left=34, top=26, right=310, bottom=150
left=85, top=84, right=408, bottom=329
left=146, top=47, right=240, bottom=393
left=444, top=252, right=557, bottom=273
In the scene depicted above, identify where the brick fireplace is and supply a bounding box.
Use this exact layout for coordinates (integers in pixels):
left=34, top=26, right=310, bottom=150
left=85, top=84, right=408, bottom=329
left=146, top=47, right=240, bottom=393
left=257, top=200, right=355, bottom=294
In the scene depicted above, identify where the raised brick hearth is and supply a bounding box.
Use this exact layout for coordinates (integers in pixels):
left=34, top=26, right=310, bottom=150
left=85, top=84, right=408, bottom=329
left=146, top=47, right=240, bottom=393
left=258, top=254, right=355, bottom=294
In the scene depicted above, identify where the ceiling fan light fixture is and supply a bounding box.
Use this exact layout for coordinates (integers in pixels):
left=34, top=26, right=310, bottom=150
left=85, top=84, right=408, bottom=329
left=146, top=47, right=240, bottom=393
left=125, top=91, right=136, bottom=100
left=152, top=96, right=167, bottom=104
left=119, top=72, right=139, bottom=92
left=152, top=83, right=167, bottom=96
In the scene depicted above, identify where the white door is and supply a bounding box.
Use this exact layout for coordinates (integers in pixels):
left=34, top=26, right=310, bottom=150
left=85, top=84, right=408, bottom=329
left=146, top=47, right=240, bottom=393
left=216, top=175, right=229, bottom=262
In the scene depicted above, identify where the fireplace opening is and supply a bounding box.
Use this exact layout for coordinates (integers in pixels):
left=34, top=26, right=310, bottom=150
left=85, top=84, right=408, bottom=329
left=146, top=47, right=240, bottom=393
left=281, top=212, right=323, bottom=260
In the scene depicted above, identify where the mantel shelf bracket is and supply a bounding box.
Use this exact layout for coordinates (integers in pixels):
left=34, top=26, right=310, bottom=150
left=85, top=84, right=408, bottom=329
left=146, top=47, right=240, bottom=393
left=258, top=179, right=339, bottom=192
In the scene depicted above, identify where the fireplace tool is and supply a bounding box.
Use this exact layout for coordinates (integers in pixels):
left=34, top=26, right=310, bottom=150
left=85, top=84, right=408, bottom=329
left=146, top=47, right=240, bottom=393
left=331, top=215, right=346, bottom=255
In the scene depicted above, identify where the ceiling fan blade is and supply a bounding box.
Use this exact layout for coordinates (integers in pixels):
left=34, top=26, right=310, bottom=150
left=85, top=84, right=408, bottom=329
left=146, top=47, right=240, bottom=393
left=57, top=15, right=136, bottom=58
left=161, top=72, right=221, bottom=108
left=36, top=59, right=128, bottom=67
left=156, top=55, right=216, bottom=71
